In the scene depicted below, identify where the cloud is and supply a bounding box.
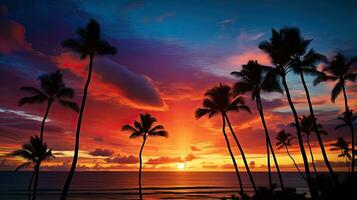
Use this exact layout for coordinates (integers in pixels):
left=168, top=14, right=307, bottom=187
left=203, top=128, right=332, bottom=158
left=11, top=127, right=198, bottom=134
left=237, top=32, right=265, bottom=42
left=146, top=156, right=184, bottom=165
left=104, top=154, right=138, bottom=164
left=220, top=19, right=233, bottom=27
left=249, top=161, right=256, bottom=168
left=53, top=52, right=167, bottom=111
left=190, top=145, right=201, bottom=151
left=145, top=153, right=197, bottom=165
left=156, top=12, right=175, bottom=22
left=184, top=153, right=196, bottom=161
left=0, top=18, right=32, bottom=54
left=89, top=148, right=115, bottom=157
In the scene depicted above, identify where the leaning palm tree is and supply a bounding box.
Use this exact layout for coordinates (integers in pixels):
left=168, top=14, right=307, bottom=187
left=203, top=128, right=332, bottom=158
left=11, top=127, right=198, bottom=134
left=195, top=84, right=254, bottom=196
left=285, top=28, right=338, bottom=182
left=276, top=130, right=305, bottom=180
left=330, top=137, right=352, bottom=171
left=61, top=19, right=117, bottom=200
left=314, top=53, right=357, bottom=173
left=259, top=28, right=317, bottom=198
left=122, top=114, right=168, bottom=200
left=11, top=135, right=54, bottom=200
left=231, top=60, right=285, bottom=190
left=19, top=70, right=79, bottom=142
left=292, top=115, right=328, bottom=176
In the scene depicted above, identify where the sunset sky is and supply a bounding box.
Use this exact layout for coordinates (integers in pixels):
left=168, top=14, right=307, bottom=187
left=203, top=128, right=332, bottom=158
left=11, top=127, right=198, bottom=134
left=0, top=0, right=356, bottom=172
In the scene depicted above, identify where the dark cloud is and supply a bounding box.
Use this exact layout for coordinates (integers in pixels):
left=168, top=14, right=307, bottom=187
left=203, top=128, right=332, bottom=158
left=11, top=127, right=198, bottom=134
left=0, top=18, right=32, bottom=54
left=89, top=148, right=115, bottom=157
left=104, top=154, right=138, bottom=164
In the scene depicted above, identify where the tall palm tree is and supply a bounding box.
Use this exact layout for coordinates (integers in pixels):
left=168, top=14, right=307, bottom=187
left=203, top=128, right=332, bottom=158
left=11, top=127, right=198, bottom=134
left=195, top=84, right=254, bottom=196
left=330, top=137, right=352, bottom=171
left=285, top=28, right=338, bottom=182
left=292, top=115, right=328, bottom=176
left=259, top=28, right=317, bottom=198
left=19, top=70, right=79, bottom=142
left=11, top=135, right=54, bottom=200
left=61, top=19, right=117, bottom=200
left=314, top=53, right=357, bottom=173
left=231, top=60, right=285, bottom=190
left=122, top=113, right=168, bottom=200
left=276, top=130, right=305, bottom=180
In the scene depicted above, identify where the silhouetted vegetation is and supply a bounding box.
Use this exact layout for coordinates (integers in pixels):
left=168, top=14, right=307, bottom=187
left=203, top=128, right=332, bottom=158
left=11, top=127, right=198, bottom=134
left=60, top=19, right=117, bottom=200
left=122, top=113, right=168, bottom=200
left=11, top=135, right=54, bottom=200
left=8, top=17, right=356, bottom=200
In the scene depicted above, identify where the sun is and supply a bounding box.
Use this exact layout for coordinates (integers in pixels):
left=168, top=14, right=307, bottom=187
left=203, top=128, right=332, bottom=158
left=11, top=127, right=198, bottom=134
left=176, top=163, right=186, bottom=170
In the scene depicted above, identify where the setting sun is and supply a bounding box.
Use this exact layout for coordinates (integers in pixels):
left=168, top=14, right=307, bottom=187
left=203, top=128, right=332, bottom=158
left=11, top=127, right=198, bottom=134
left=176, top=163, right=186, bottom=170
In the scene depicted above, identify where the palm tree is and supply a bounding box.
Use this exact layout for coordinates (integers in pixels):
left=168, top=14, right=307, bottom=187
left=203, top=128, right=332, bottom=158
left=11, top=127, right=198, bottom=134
left=195, top=84, right=254, bottom=196
left=61, top=19, right=117, bottom=200
left=292, top=115, right=328, bottom=176
left=276, top=130, right=305, bottom=180
left=285, top=28, right=338, bottom=182
left=314, top=53, right=357, bottom=173
left=122, top=114, right=168, bottom=200
left=231, top=60, right=285, bottom=190
left=259, top=28, right=317, bottom=198
left=19, top=70, right=79, bottom=142
left=11, top=135, right=54, bottom=200
left=330, top=137, right=352, bottom=171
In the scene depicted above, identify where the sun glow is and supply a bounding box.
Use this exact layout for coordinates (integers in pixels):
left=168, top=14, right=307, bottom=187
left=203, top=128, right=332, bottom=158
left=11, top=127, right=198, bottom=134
left=176, top=163, right=186, bottom=170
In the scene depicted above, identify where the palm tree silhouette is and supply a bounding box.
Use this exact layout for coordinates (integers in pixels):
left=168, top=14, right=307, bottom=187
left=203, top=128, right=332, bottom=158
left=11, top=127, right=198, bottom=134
left=231, top=60, right=285, bottom=191
left=276, top=130, right=305, bottom=180
left=11, top=135, right=54, bottom=200
left=195, top=84, right=253, bottom=196
left=122, top=114, right=168, bottom=200
left=61, top=19, right=117, bottom=200
left=285, top=28, right=338, bottom=182
left=314, top=53, right=357, bottom=173
left=19, top=70, right=79, bottom=142
left=330, top=137, right=352, bottom=171
left=259, top=28, right=317, bottom=198
left=292, top=115, right=328, bottom=176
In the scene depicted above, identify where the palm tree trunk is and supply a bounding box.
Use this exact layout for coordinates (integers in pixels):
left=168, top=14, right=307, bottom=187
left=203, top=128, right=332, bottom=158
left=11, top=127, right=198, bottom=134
left=256, top=96, right=272, bottom=189
left=300, top=72, right=338, bottom=182
left=224, top=113, right=257, bottom=193
left=341, top=84, right=354, bottom=173
left=40, top=101, right=52, bottom=142
left=61, top=55, right=94, bottom=200
left=221, top=113, right=245, bottom=196
left=257, top=96, right=285, bottom=190
left=32, top=164, right=40, bottom=200
left=306, top=135, right=318, bottom=176
left=28, top=171, right=35, bottom=200
left=281, top=77, right=318, bottom=199
left=138, top=136, right=147, bottom=200
left=285, top=146, right=306, bottom=180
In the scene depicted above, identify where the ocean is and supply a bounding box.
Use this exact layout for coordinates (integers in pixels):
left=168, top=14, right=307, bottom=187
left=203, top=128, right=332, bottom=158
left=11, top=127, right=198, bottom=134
left=0, top=171, right=310, bottom=199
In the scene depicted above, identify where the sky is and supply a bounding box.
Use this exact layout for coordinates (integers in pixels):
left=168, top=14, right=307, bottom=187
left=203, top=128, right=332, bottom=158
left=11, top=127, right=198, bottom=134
left=0, top=0, right=356, bottom=172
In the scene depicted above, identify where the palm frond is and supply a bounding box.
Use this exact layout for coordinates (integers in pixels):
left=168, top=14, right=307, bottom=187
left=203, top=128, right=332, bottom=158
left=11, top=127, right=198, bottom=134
left=19, top=94, right=48, bottom=106
left=57, top=87, right=75, bottom=99
left=195, top=108, right=210, bottom=119
left=331, top=81, right=343, bottom=102
left=58, top=100, right=79, bottom=112
left=14, top=162, right=32, bottom=172
left=149, top=130, right=168, bottom=137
